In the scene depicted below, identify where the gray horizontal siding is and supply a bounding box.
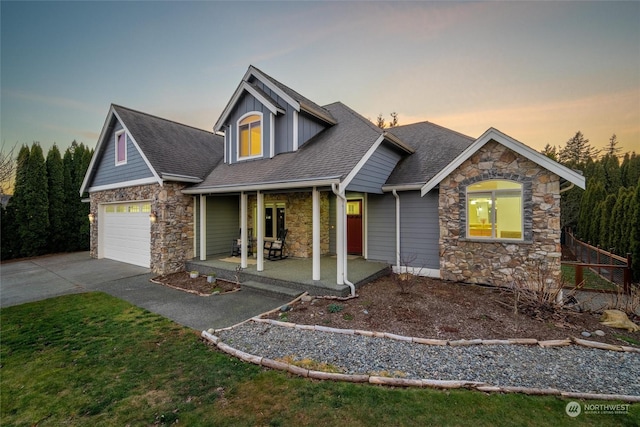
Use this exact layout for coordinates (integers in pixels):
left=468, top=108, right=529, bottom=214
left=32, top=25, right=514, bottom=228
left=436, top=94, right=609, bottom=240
left=347, top=143, right=402, bottom=194
left=366, top=191, right=440, bottom=269
left=195, top=195, right=239, bottom=257
left=399, top=190, right=439, bottom=269
left=92, top=122, right=153, bottom=187
left=367, top=193, right=396, bottom=263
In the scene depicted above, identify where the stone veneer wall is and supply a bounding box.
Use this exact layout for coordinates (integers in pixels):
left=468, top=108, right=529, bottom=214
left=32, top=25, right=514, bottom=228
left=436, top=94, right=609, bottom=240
left=247, top=192, right=330, bottom=258
left=439, top=140, right=561, bottom=288
left=89, top=182, right=194, bottom=274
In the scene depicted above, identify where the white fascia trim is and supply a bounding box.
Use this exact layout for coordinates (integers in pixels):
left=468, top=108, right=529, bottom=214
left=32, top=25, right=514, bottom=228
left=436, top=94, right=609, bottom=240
left=87, top=177, right=159, bottom=193
left=421, top=127, right=586, bottom=196
left=112, top=109, right=162, bottom=184
left=160, top=173, right=202, bottom=183
left=114, top=129, right=127, bottom=166
left=393, top=265, right=440, bottom=279
left=340, top=134, right=385, bottom=193
left=293, top=110, right=299, bottom=151
left=223, top=129, right=227, bottom=164
left=246, top=66, right=300, bottom=111
left=270, top=113, right=275, bottom=158
left=182, top=177, right=341, bottom=194
left=214, top=82, right=284, bottom=132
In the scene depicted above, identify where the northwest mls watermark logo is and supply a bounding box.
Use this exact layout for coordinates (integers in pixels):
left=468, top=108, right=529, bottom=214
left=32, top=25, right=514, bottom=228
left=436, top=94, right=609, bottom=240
left=565, top=401, right=630, bottom=417
left=565, top=401, right=581, bottom=417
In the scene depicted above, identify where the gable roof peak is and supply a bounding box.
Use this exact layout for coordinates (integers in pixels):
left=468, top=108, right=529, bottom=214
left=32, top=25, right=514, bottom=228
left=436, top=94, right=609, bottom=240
left=111, top=104, right=215, bottom=135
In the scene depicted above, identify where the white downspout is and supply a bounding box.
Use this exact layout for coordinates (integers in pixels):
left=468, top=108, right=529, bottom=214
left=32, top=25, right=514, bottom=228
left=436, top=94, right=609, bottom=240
left=392, top=190, right=400, bottom=272
left=331, top=183, right=356, bottom=297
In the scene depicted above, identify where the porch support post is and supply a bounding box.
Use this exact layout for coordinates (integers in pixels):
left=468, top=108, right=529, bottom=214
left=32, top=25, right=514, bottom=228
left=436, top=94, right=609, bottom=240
left=257, top=190, right=264, bottom=272
left=240, top=191, right=248, bottom=269
left=335, top=193, right=345, bottom=285
left=312, top=186, right=321, bottom=281
left=199, top=194, right=206, bottom=261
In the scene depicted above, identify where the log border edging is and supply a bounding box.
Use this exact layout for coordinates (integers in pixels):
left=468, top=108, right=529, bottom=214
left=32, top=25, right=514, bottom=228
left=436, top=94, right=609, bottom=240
left=200, top=329, right=640, bottom=403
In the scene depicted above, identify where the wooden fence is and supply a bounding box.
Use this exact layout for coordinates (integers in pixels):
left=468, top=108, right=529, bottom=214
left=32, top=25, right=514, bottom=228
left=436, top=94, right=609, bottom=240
left=563, top=229, right=633, bottom=293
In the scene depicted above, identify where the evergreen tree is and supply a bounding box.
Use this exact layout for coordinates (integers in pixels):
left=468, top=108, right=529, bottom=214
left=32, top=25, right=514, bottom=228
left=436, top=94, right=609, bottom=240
left=610, top=187, right=630, bottom=254
left=1, top=203, right=18, bottom=260
left=599, top=193, right=617, bottom=251
left=62, top=146, right=75, bottom=250
left=605, top=134, right=622, bottom=157
left=62, top=141, right=92, bottom=251
left=601, top=154, right=622, bottom=194
left=46, top=145, right=65, bottom=252
left=9, top=145, right=31, bottom=258
left=541, top=144, right=558, bottom=161
left=630, top=182, right=640, bottom=281
left=19, top=144, right=49, bottom=256
left=558, top=131, right=599, bottom=167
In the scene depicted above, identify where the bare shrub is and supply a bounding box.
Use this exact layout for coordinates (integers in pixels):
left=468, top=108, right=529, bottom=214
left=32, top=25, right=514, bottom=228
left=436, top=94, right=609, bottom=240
left=506, top=259, right=574, bottom=321
left=393, top=254, right=424, bottom=294
left=606, top=285, right=640, bottom=318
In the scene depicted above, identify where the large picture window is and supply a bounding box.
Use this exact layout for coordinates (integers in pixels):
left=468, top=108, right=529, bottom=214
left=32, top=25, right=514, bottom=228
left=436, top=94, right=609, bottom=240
left=238, top=113, right=262, bottom=158
left=467, top=180, right=523, bottom=240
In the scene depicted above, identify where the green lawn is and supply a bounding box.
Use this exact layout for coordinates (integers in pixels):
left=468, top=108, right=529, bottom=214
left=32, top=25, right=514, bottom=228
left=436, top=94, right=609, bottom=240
left=562, top=264, right=620, bottom=291
left=1, top=293, right=638, bottom=426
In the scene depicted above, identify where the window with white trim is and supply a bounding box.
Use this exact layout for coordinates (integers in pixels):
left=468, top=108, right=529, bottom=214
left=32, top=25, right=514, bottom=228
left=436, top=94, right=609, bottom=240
left=115, top=130, right=127, bottom=165
left=467, top=180, right=523, bottom=240
left=237, top=113, right=262, bottom=159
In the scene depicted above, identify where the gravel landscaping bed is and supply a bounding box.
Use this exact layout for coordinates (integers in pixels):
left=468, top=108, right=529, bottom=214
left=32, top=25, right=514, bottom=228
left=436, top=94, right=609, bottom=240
left=217, top=321, right=640, bottom=396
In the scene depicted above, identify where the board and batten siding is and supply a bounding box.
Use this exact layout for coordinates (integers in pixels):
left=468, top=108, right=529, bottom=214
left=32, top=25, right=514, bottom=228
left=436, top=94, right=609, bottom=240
left=226, top=92, right=273, bottom=163
left=92, top=122, right=154, bottom=187
left=346, top=144, right=402, bottom=194
left=195, top=195, right=239, bottom=257
left=297, top=113, right=326, bottom=148
left=399, top=190, right=439, bottom=269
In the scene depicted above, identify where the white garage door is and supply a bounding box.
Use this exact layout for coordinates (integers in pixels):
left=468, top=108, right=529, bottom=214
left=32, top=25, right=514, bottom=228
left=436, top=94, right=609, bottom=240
left=102, top=202, right=151, bottom=268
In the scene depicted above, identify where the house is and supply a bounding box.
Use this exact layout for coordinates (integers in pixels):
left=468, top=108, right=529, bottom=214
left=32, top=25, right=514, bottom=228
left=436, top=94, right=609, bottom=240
left=81, top=65, right=585, bottom=295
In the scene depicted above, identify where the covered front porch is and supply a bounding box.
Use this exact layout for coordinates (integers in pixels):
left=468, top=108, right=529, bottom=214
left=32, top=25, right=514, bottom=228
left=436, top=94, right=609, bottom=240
left=186, top=253, right=390, bottom=297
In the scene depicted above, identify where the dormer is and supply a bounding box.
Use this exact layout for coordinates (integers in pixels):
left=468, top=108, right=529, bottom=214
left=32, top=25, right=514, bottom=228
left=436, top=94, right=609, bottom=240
left=214, top=65, right=336, bottom=164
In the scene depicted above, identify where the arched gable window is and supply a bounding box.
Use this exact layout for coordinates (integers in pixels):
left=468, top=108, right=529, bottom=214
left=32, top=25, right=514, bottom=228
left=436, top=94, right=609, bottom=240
left=467, top=180, right=523, bottom=240
left=237, top=113, right=262, bottom=159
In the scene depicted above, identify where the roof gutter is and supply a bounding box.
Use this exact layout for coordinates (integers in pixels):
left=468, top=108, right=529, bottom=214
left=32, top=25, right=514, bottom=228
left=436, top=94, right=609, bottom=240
left=382, top=183, right=425, bottom=192
left=182, top=177, right=341, bottom=195
left=161, top=173, right=203, bottom=183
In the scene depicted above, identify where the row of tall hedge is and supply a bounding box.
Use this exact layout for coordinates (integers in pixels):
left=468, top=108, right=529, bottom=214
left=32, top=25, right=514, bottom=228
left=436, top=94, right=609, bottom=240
left=1, top=142, right=93, bottom=260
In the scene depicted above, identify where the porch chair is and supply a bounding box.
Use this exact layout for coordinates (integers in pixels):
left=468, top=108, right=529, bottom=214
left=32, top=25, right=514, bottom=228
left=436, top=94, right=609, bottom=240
left=231, top=228, right=253, bottom=257
left=264, top=228, right=288, bottom=260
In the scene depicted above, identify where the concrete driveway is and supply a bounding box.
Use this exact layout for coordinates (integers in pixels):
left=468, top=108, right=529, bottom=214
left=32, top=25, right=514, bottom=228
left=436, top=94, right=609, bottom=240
left=0, top=252, right=291, bottom=330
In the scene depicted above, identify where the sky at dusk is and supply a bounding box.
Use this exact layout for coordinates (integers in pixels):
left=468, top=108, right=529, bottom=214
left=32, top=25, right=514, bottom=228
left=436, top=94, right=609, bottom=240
left=1, top=1, right=639, bottom=157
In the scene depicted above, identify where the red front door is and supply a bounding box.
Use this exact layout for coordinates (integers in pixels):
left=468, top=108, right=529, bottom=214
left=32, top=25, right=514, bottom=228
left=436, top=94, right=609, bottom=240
left=347, top=200, right=362, bottom=255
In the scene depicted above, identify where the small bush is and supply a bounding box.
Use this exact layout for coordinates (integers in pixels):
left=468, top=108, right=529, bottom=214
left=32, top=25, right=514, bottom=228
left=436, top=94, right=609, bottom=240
left=327, top=303, right=343, bottom=313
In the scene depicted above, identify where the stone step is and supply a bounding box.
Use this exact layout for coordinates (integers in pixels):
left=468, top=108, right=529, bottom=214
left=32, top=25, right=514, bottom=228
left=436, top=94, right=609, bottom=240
left=241, top=280, right=303, bottom=300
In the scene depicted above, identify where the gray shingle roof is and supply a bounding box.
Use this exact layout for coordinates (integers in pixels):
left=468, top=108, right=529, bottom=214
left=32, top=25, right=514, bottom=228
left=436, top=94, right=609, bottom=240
left=250, top=66, right=336, bottom=124
left=384, top=121, right=474, bottom=186
left=191, top=102, right=383, bottom=190
left=113, top=105, right=223, bottom=180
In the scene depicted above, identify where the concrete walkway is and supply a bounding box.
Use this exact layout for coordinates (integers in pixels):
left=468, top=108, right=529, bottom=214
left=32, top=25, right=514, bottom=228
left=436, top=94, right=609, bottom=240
left=0, top=252, right=291, bottom=330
